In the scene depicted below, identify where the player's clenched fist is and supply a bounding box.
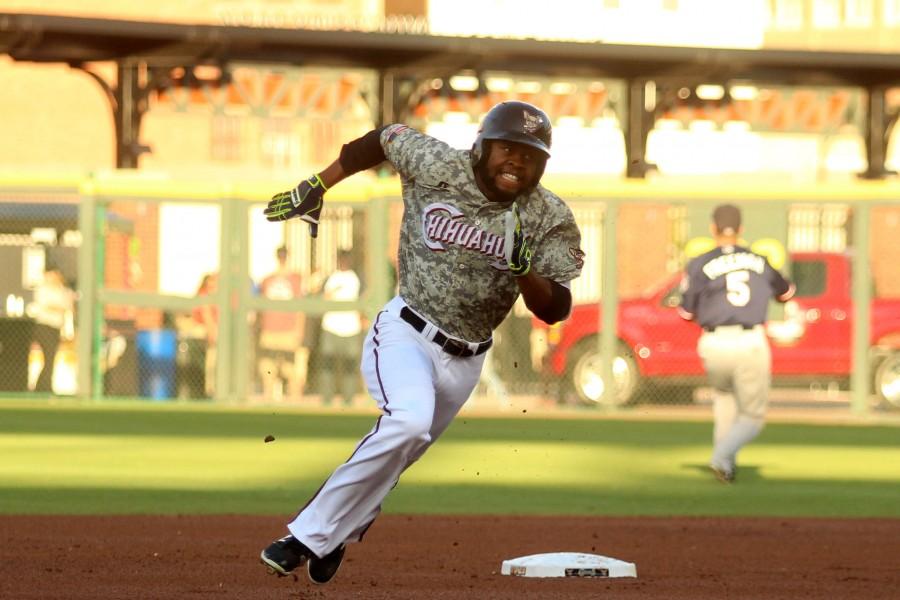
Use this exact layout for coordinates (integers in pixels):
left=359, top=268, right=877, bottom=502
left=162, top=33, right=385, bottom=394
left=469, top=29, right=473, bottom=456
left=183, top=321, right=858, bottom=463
left=504, top=203, right=532, bottom=276
left=264, top=173, right=329, bottom=238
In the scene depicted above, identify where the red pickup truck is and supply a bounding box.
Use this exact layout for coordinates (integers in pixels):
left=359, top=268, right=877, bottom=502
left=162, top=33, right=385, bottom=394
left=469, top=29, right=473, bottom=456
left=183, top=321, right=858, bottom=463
left=543, top=252, right=900, bottom=408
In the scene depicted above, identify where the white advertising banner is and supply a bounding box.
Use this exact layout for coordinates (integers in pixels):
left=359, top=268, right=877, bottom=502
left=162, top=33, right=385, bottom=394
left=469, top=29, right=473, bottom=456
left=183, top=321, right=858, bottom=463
left=428, top=0, right=766, bottom=48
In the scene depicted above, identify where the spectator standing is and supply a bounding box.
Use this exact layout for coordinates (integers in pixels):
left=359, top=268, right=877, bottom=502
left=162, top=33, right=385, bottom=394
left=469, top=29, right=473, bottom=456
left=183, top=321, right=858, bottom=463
left=258, top=246, right=305, bottom=401
left=319, top=250, right=362, bottom=406
left=29, top=267, right=75, bottom=393
left=193, top=272, right=219, bottom=398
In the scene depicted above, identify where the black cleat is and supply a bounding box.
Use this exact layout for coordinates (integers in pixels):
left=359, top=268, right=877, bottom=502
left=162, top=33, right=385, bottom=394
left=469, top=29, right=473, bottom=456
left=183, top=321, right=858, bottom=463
left=260, top=535, right=312, bottom=577
left=307, top=544, right=346, bottom=585
left=709, top=464, right=735, bottom=484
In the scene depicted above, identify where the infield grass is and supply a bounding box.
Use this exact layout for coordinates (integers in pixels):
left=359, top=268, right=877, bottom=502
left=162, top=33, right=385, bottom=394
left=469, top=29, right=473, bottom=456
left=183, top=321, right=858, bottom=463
left=1, top=401, right=898, bottom=517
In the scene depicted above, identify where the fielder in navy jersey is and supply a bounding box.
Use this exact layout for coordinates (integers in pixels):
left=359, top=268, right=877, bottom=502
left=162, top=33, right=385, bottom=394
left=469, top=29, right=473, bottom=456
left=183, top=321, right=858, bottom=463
left=679, top=204, right=794, bottom=483
left=257, top=101, right=583, bottom=584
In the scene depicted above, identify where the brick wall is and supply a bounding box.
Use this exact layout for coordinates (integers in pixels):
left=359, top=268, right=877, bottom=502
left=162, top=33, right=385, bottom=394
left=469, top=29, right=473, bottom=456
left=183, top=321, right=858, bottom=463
left=871, top=206, right=900, bottom=298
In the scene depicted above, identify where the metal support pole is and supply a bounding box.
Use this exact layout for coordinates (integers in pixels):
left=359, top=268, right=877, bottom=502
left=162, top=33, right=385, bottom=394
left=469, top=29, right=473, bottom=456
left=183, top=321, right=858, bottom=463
left=214, top=197, right=236, bottom=402
left=624, top=79, right=655, bottom=179
left=366, top=193, right=392, bottom=319
left=91, top=198, right=107, bottom=400
left=232, top=194, right=252, bottom=404
left=113, top=62, right=153, bottom=169
left=861, top=85, right=893, bottom=180
left=600, top=200, right=619, bottom=409
left=850, top=203, right=871, bottom=415
left=378, top=70, right=395, bottom=127
left=115, top=63, right=138, bottom=168
left=76, top=182, right=97, bottom=400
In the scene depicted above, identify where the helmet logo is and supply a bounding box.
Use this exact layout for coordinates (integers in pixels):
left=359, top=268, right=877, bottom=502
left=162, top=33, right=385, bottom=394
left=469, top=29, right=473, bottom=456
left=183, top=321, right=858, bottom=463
left=523, top=110, right=543, bottom=134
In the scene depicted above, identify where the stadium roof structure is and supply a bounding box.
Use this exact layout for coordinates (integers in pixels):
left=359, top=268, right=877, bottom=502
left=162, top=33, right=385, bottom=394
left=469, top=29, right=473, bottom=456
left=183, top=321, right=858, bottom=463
left=1, top=12, right=898, bottom=175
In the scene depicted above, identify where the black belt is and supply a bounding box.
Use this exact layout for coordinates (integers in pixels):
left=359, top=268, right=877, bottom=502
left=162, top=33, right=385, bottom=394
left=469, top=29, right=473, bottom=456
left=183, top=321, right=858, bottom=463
left=399, top=306, right=492, bottom=358
left=704, top=324, right=756, bottom=332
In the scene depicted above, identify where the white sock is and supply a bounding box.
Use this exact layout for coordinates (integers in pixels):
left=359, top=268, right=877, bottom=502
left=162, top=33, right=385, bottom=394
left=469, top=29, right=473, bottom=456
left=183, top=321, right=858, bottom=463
left=711, top=415, right=764, bottom=471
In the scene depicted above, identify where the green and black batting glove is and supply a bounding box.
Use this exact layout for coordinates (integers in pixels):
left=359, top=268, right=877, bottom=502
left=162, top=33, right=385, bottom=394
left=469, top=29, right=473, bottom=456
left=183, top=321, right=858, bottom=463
left=263, top=173, right=329, bottom=238
left=504, top=204, right=532, bottom=277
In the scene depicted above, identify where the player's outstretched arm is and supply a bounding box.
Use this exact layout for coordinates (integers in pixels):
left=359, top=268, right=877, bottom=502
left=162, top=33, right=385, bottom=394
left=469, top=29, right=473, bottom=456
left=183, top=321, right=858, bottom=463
left=264, top=126, right=389, bottom=237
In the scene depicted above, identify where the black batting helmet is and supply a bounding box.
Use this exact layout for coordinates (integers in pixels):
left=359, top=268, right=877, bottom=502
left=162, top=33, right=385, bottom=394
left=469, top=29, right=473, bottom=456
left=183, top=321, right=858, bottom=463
left=471, top=101, right=552, bottom=168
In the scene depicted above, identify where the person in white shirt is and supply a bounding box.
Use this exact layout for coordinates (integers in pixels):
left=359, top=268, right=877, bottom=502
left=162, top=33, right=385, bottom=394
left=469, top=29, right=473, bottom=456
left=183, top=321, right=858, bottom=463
left=319, top=250, right=362, bottom=406
left=30, top=267, right=75, bottom=393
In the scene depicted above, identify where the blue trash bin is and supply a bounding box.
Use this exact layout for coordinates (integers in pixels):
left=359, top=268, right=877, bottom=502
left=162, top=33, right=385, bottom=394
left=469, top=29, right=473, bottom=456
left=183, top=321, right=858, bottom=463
left=136, top=329, right=177, bottom=400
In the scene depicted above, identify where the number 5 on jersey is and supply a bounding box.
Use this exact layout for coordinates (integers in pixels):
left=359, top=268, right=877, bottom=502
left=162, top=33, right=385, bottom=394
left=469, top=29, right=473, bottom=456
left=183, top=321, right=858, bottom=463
left=726, top=270, right=750, bottom=307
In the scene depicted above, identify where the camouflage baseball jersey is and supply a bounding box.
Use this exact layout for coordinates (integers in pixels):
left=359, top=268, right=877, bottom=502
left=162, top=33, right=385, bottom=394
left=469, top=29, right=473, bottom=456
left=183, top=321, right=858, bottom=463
left=380, top=124, right=583, bottom=342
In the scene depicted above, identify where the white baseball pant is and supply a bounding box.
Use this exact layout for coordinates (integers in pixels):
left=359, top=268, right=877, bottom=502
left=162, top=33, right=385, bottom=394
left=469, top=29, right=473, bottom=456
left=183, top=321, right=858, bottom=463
left=287, top=296, right=487, bottom=557
left=698, top=325, right=771, bottom=472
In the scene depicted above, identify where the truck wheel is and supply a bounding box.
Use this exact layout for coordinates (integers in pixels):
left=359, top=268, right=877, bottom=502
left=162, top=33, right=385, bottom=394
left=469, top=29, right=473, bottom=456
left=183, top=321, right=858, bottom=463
left=874, top=351, right=900, bottom=409
left=566, top=338, right=639, bottom=408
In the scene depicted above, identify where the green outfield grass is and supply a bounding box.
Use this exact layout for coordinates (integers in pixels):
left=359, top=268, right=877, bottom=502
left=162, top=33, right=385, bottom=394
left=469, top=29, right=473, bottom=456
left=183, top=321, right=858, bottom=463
left=1, top=401, right=898, bottom=517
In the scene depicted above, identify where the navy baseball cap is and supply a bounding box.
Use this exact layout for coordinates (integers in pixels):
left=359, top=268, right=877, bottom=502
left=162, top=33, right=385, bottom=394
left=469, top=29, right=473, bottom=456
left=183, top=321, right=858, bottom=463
left=712, top=204, right=741, bottom=235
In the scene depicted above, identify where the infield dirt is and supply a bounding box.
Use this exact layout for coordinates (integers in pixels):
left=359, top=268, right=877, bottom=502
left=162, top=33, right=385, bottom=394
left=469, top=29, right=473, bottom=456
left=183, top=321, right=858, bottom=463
left=3, top=514, right=898, bottom=599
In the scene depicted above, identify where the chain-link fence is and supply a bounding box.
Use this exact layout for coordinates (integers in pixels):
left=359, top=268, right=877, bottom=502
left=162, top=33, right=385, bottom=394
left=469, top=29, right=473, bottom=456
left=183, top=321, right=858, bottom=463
left=532, top=182, right=900, bottom=415
left=0, top=179, right=81, bottom=397
left=80, top=176, right=392, bottom=406
left=1, top=174, right=899, bottom=417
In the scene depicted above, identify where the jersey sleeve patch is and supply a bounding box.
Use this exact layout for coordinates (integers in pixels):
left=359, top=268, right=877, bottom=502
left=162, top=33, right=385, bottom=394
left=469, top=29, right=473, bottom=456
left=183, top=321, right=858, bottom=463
left=568, top=247, right=585, bottom=269
left=385, top=124, right=410, bottom=143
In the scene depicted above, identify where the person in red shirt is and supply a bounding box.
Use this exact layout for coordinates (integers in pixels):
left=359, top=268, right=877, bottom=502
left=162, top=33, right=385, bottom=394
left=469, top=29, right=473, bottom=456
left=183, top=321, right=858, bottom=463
left=193, top=272, right=219, bottom=398
left=258, top=246, right=305, bottom=401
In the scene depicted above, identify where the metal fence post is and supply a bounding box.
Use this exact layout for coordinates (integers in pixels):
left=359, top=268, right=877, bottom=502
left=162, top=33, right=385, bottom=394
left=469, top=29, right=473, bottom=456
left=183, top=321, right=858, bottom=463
left=850, top=202, right=872, bottom=415
left=214, top=196, right=236, bottom=403
left=91, top=190, right=107, bottom=400
left=600, top=199, right=619, bottom=409
left=76, top=179, right=96, bottom=400
left=232, top=192, right=252, bottom=403
left=365, top=193, right=392, bottom=319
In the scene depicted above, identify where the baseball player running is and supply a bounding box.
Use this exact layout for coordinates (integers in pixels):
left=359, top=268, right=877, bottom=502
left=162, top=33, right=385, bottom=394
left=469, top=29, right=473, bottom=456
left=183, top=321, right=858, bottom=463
left=259, top=101, right=583, bottom=584
left=678, top=204, right=794, bottom=483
